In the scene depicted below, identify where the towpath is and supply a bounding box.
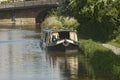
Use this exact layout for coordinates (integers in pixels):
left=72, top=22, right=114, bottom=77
left=102, top=44, right=120, bottom=55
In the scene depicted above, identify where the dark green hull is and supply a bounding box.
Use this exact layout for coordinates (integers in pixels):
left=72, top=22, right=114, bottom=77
left=47, top=43, right=79, bottom=52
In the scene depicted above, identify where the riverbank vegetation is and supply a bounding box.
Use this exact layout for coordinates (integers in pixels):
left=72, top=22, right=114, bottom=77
left=41, top=16, right=79, bottom=29
left=108, top=35, right=120, bottom=48
left=79, top=39, right=120, bottom=80
left=57, top=0, right=120, bottom=42
left=108, top=41, right=120, bottom=48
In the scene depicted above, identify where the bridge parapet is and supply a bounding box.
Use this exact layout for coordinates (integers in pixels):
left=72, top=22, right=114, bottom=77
left=0, top=0, right=59, bottom=25
left=0, top=0, right=59, bottom=9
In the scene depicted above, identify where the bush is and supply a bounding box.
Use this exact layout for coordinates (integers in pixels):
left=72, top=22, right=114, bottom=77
left=79, top=39, right=110, bottom=58
left=115, top=35, right=120, bottom=43
left=41, top=16, right=63, bottom=28
left=108, top=35, right=120, bottom=48
left=60, top=16, right=79, bottom=29
left=41, top=16, right=79, bottom=29
left=79, top=39, right=120, bottom=80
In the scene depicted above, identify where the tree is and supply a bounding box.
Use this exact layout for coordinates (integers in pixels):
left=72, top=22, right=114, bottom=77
left=57, top=0, right=120, bottom=42
left=57, top=0, right=73, bottom=17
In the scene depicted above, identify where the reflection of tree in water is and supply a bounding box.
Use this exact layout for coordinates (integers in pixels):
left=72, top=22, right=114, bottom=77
left=78, top=54, right=96, bottom=80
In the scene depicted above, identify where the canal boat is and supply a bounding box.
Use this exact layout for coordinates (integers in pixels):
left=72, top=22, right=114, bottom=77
left=40, top=28, right=79, bottom=52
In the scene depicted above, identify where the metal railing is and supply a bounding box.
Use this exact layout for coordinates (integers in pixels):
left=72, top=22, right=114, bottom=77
left=0, top=0, right=59, bottom=9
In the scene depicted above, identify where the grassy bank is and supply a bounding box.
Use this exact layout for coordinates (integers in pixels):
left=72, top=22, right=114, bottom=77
left=108, top=35, right=120, bottom=48
left=79, top=39, right=120, bottom=80
left=108, top=40, right=120, bottom=48
left=109, top=42, right=120, bottom=48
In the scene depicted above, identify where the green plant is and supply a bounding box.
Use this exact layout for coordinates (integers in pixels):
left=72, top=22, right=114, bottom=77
left=79, top=39, right=120, bottom=80
left=41, top=16, right=79, bottom=29
left=41, top=16, right=63, bottom=28
left=108, top=35, right=120, bottom=48
left=115, top=35, right=120, bottom=43
left=62, top=17, right=79, bottom=29
left=57, top=0, right=120, bottom=42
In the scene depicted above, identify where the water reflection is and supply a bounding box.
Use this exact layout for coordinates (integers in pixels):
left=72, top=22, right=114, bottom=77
left=0, top=28, right=65, bottom=80
left=47, top=53, right=79, bottom=80
left=0, top=29, right=41, bottom=80
left=0, top=27, right=95, bottom=80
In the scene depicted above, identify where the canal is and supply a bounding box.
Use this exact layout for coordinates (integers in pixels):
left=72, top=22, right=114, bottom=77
left=0, top=25, right=95, bottom=80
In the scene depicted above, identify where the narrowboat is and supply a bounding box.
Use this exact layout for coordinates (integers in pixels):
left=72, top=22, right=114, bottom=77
left=40, top=28, right=79, bottom=52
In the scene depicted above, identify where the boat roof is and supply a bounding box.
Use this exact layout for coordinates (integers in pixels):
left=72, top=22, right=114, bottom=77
left=42, top=28, right=77, bottom=33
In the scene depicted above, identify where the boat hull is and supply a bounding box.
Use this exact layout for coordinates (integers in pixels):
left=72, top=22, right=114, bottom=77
left=46, top=43, right=79, bottom=53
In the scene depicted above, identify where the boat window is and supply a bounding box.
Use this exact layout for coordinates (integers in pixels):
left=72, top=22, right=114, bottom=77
left=59, top=31, right=69, bottom=39
left=44, top=32, right=48, bottom=42
left=51, top=32, right=59, bottom=42
left=52, top=35, right=57, bottom=42
left=50, top=31, right=78, bottom=41
left=70, top=32, right=78, bottom=41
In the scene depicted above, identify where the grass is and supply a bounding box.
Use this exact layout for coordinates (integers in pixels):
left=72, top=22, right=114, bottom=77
left=108, top=40, right=120, bottom=48
left=79, top=39, right=120, bottom=80
left=108, top=35, right=120, bottom=48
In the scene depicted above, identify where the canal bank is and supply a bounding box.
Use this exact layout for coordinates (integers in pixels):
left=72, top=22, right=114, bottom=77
left=102, top=44, right=120, bottom=55
left=79, top=39, right=120, bottom=80
left=0, top=18, right=36, bottom=26
left=0, top=24, right=41, bottom=31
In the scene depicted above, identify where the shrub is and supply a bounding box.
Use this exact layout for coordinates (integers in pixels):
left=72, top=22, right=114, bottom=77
left=115, top=35, right=120, bottom=43
left=79, top=39, right=120, bottom=80
left=41, top=16, right=63, bottom=28
left=108, top=35, right=120, bottom=48
left=61, top=16, right=80, bottom=29
left=41, top=16, right=79, bottom=29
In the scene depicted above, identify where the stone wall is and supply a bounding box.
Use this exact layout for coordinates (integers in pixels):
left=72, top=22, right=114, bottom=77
left=0, top=7, right=54, bottom=25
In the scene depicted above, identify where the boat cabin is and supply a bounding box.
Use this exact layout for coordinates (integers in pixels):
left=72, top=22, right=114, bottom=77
left=40, top=28, right=79, bottom=52
left=41, top=29, right=78, bottom=43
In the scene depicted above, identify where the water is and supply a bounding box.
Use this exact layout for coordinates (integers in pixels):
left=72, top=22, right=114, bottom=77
left=0, top=25, right=94, bottom=80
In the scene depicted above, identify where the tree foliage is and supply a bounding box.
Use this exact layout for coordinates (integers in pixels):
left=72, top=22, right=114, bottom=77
left=57, top=0, right=120, bottom=42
